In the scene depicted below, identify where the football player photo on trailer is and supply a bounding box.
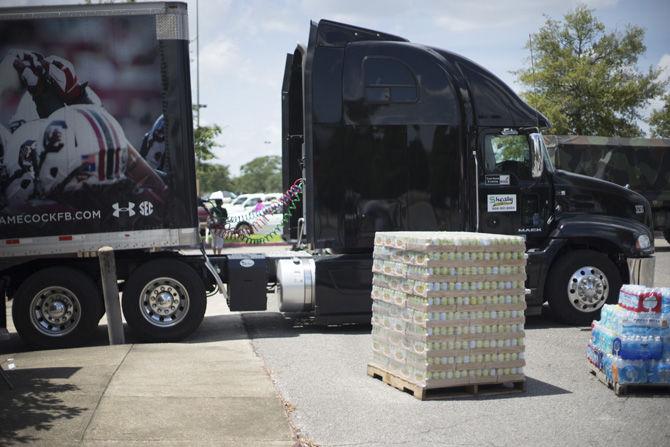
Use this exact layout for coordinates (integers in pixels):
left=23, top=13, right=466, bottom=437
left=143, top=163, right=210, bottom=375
left=0, top=13, right=170, bottom=236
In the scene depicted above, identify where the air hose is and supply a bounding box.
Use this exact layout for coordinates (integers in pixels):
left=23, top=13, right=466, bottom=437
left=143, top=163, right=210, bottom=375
left=209, top=178, right=304, bottom=244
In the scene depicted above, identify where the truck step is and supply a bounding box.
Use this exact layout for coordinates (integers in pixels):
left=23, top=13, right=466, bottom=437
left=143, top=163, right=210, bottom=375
left=367, top=363, right=525, bottom=400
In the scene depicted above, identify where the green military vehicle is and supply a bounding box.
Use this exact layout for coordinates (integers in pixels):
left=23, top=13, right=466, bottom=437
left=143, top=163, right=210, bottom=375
left=545, top=135, right=670, bottom=243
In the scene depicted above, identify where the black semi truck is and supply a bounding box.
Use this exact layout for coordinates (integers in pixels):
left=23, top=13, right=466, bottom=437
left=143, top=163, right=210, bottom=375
left=0, top=2, right=656, bottom=348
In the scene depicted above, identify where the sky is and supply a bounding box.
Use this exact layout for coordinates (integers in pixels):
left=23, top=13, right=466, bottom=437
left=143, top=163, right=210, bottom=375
left=3, top=0, right=670, bottom=175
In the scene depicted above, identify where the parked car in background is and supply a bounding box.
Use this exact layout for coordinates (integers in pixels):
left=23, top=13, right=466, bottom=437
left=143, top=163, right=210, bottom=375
left=224, top=194, right=250, bottom=211
left=208, top=192, right=285, bottom=236
left=228, top=193, right=266, bottom=213
left=230, top=201, right=284, bottom=235
left=208, top=190, right=237, bottom=203
left=263, top=193, right=283, bottom=203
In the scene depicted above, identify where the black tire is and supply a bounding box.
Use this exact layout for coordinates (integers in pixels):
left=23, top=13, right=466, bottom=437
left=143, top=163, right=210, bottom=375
left=545, top=249, right=622, bottom=325
left=236, top=222, right=254, bottom=235
left=122, top=259, right=206, bottom=342
left=664, top=229, right=670, bottom=245
left=12, top=267, right=103, bottom=349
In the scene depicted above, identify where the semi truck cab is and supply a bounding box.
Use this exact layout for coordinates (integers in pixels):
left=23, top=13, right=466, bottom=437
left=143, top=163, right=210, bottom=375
left=281, top=20, right=655, bottom=324
left=477, top=129, right=655, bottom=322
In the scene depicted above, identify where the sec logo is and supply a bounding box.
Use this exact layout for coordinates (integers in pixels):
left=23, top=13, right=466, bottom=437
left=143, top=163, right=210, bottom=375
left=139, top=201, right=154, bottom=216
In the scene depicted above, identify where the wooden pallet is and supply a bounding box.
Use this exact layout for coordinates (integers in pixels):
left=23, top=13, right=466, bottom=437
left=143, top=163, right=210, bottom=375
left=587, top=361, right=670, bottom=396
left=367, top=363, right=525, bottom=400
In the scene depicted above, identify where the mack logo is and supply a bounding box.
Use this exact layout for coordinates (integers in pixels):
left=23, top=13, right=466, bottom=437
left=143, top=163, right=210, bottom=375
left=112, top=202, right=135, bottom=218
left=139, top=201, right=154, bottom=217
left=635, top=204, right=644, bottom=214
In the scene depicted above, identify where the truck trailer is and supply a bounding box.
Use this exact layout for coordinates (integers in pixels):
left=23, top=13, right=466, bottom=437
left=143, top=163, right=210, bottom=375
left=0, top=2, right=656, bottom=348
left=545, top=135, right=670, bottom=243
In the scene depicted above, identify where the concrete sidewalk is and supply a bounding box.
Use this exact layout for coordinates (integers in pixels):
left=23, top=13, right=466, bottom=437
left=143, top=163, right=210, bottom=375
left=0, top=298, right=294, bottom=446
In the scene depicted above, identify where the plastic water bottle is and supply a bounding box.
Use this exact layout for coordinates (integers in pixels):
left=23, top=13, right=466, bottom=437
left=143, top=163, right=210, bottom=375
left=614, top=334, right=663, bottom=360
left=615, top=358, right=647, bottom=384
left=659, top=288, right=670, bottom=314
left=602, top=354, right=616, bottom=382
left=647, top=359, right=670, bottom=384
left=592, top=323, right=616, bottom=354
left=661, top=331, right=670, bottom=360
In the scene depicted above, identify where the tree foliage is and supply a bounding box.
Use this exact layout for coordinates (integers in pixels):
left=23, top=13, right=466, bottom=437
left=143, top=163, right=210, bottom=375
left=649, top=95, right=670, bottom=138
left=194, top=123, right=222, bottom=169
left=192, top=120, right=282, bottom=195
left=234, top=155, right=281, bottom=193
left=498, top=135, right=530, bottom=161
left=193, top=106, right=227, bottom=194
left=516, top=6, right=665, bottom=137
left=198, top=163, right=235, bottom=195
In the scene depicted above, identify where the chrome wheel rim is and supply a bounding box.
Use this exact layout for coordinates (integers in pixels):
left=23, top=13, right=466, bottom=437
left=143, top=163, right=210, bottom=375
left=567, top=266, right=609, bottom=312
left=29, top=286, right=81, bottom=337
left=139, top=277, right=190, bottom=327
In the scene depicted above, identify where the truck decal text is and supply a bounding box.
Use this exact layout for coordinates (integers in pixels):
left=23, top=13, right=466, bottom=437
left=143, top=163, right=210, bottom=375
left=0, top=210, right=102, bottom=225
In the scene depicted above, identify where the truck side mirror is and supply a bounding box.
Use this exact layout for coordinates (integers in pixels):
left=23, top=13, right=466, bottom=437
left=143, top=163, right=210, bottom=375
left=530, top=133, right=544, bottom=179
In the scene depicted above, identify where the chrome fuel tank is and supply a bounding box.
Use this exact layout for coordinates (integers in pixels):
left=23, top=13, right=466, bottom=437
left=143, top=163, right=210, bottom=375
left=276, top=257, right=316, bottom=312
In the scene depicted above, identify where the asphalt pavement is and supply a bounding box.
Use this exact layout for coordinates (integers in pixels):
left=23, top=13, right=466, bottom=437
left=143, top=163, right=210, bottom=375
left=242, top=236, right=670, bottom=446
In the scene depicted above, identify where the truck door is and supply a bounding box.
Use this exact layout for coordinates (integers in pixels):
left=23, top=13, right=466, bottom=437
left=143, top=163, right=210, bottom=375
left=477, top=129, right=553, bottom=247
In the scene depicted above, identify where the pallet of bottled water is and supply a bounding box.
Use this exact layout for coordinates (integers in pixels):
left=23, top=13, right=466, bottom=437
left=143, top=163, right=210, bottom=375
left=368, top=232, right=527, bottom=399
left=587, top=284, right=670, bottom=395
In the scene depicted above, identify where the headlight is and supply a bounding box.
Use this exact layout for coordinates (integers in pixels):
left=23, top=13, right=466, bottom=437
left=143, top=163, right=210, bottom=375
left=635, top=234, right=652, bottom=252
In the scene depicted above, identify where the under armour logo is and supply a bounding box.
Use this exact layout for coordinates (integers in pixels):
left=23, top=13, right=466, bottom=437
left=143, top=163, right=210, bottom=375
left=112, top=202, right=135, bottom=218
left=139, top=201, right=154, bottom=216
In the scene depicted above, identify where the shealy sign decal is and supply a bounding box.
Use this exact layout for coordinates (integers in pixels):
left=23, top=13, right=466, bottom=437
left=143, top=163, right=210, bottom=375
left=487, top=194, right=517, bottom=212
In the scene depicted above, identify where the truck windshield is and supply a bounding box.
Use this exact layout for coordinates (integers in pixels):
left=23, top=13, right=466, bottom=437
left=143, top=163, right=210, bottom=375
left=484, top=134, right=532, bottom=180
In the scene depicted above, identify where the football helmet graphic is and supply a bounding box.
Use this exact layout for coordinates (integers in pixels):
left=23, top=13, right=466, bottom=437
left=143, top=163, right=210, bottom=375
left=8, top=49, right=98, bottom=121
left=140, top=114, right=167, bottom=172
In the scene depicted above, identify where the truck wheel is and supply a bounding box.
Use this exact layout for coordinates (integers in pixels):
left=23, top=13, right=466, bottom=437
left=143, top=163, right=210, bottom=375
left=12, top=267, right=102, bottom=348
left=122, top=259, right=206, bottom=341
left=545, top=250, right=622, bottom=325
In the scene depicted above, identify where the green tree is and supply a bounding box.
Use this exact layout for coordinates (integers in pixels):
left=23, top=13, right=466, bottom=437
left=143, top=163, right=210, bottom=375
left=499, top=135, right=530, bottom=161
left=192, top=106, right=227, bottom=194
left=234, top=155, right=281, bottom=193
left=198, top=163, right=234, bottom=194
left=649, top=94, right=670, bottom=138
left=194, top=123, right=222, bottom=169
left=516, top=6, right=665, bottom=137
